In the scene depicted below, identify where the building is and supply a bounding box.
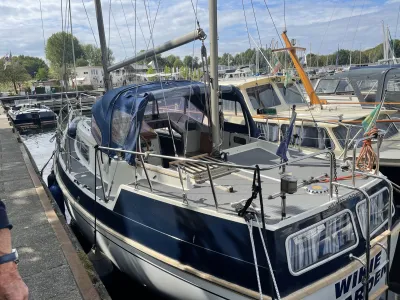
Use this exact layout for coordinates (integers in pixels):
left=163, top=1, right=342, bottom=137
left=71, top=66, right=104, bottom=88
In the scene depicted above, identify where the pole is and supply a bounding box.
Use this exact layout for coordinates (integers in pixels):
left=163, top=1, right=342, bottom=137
left=93, top=0, right=111, bottom=91
left=108, top=29, right=206, bottom=72
left=209, top=0, right=220, bottom=153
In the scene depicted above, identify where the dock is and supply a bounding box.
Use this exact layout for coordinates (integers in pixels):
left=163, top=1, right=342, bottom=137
left=0, top=109, right=106, bottom=300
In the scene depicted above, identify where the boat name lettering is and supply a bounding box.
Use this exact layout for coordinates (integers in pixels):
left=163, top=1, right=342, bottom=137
left=334, top=251, right=386, bottom=300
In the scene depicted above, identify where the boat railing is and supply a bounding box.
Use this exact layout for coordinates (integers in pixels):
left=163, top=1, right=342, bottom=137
left=333, top=177, right=393, bottom=300
left=96, top=145, right=337, bottom=202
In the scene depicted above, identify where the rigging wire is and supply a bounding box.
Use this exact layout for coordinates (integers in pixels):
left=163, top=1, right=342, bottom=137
left=110, top=3, right=128, bottom=58
left=130, top=0, right=150, bottom=52
left=119, top=0, right=135, bottom=51
left=108, top=0, right=112, bottom=64
left=262, top=0, right=284, bottom=47
left=81, top=0, right=98, bottom=47
left=250, top=0, right=263, bottom=48
left=341, top=0, right=357, bottom=50
left=184, top=0, right=199, bottom=158
left=241, top=0, right=253, bottom=53
left=38, top=0, right=46, bottom=54
left=316, top=6, right=337, bottom=64
left=395, top=4, right=400, bottom=42
left=283, top=0, right=286, bottom=31
left=350, top=0, right=367, bottom=57
left=68, top=0, right=78, bottom=96
left=142, top=0, right=187, bottom=197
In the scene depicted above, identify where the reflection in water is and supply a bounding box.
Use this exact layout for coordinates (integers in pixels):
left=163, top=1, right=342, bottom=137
left=22, top=129, right=163, bottom=300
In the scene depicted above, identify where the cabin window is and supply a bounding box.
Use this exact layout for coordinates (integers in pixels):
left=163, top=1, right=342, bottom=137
left=257, top=123, right=279, bottom=142
left=281, top=125, right=333, bottom=149
left=333, top=115, right=398, bottom=148
left=335, top=79, right=354, bottom=94
left=286, top=210, right=358, bottom=275
left=76, top=136, right=90, bottom=162
left=356, top=187, right=393, bottom=238
left=384, top=78, right=400, bottom=104
left=246, top=84, right=281, bottom=109
left=315, top=79, right=339, bottom=94
left=282, top=84, right=307, bottom=105
left=222, top=99, right=244, bottom=125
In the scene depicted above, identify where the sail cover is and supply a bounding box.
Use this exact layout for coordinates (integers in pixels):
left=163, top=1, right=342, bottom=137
left=91, top=85, right=149, bottom=163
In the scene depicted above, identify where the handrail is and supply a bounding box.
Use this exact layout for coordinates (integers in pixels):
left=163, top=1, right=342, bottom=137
left=332, top=182, right=373, bottom=300
left=354, top=170, right=393, bottom=300
left=97, top=145, right=336, bottom=201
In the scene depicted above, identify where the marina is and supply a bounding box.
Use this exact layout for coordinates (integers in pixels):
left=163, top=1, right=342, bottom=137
left=2, top=0, right=400, bottom=299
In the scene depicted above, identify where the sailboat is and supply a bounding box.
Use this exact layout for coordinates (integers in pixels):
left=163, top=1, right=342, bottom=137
left=53, top=2, right=399, bottom=299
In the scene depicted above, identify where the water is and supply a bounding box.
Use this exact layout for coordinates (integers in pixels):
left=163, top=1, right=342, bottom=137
left=21, top=129, right=162, bottom=300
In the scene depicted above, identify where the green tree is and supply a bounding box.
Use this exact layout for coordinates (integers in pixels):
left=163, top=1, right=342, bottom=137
left=183, top=56, right=193, bottom=68
left=45, top=32, right=84, bottom=69
left=35, top=67, right=48, bottom=81
left=81, top=44, right=114, bottom=66
left=166, top=55, right=177, bottom=67
left=76, top=58, right=89, bottom=67
left=16, top=55, right=48, bottom=78
left=0, top=59, right=31, bottom=94
left=173, top=58, right=183, bottom=69
left=164, top=65, right=171, bottom=74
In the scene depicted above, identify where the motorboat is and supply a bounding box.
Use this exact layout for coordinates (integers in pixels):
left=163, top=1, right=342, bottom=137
left=7, top=100, right=57, bottom=130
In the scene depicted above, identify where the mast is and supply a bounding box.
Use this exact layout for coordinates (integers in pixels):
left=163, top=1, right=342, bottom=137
left=383, top=21, right=388, bottom=61
left=281, top=31, right=323, bottom=107
left=93, top=0, right=111, bottom=91
left=209, top=0, right=220, bottom=153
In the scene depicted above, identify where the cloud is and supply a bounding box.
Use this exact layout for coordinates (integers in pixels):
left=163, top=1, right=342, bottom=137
left=0, top=0, right=399, bottom=64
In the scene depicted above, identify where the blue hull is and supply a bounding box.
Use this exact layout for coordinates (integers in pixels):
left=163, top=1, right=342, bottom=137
left=56, top=159, right=398, bottom=298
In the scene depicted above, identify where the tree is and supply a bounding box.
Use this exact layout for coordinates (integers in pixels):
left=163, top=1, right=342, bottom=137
left=16, top=55, right=48, bottom=78
left=35, top=67, right=48, bottom=81
left=173, top=58, right=183, bottom=69
left=166, top=55, right=177, bottom=68
left=183, top=56, right=193, bottom=68
left=45, top=32, right=84, bottom=69
left=0, top=59, right=31, bottom=94
left=76, top=58, right=89, bottom=67
left=81, top=44, right=114, bottom=66
left=164, top=65, right=171, bottom=74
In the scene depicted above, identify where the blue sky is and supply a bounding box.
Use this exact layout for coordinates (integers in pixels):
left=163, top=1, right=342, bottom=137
left=1, top=0, right=400, bottom=63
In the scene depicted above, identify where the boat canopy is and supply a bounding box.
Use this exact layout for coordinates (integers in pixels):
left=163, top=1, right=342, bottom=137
left=91, top=80, right=259, bottom=163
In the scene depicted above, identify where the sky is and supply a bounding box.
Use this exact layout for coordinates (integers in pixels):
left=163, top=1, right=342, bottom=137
left=1, top=0, right=400, bottom=64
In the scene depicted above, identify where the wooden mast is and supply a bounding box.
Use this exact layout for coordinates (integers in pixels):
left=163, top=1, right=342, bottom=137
left=280, top=31, right=325, bottom=107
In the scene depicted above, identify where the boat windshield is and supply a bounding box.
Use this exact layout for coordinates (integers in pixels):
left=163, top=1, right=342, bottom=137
left=332, top=114, right=399, bottom=148
left=246, top=83, right=306, bottom=109
left=144, top=95, right=204, bottom=123
left=315, top=79, right=354, bottom=95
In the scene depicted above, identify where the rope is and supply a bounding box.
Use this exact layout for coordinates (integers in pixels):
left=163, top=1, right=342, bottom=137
left=247, top=220, right=263, bottom=300
left=255, top=215, right=281, bottom=300
left=350, top=0, right=367, bottom=57
left=81, top=0, right=98, bottom=47
left=40, top=151, right=55, bottom=176
left=355, top=127, right=378, bottom=171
